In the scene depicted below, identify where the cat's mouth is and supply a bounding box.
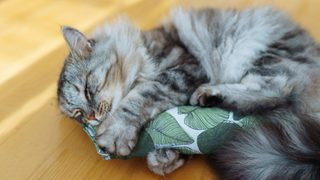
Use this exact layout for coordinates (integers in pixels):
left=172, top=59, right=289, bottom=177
left=88, top=114, right=101, bottom=126
left=87, top=101, right=112, bottom=126
left=87, top=113, right=110, bottom=126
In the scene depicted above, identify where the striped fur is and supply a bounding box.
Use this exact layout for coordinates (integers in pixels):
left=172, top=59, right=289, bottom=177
left=58, top=7, right=320, bottom=179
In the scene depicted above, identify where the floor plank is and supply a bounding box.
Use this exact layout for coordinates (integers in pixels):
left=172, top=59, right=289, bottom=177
left=86, top=155, right=216, bottom=180
left=0, top=99, right=77, bottom=179
left=28, top=146, right=100, bottom=180
left=61, top=125, right=102, bottom=160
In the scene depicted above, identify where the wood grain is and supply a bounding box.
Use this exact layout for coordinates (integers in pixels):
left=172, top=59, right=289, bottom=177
left=0, top=0, right=319, bottom=179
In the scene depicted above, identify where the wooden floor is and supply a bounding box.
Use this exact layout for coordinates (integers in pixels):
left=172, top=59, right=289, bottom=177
left=1, top=0, right=319, bottom=179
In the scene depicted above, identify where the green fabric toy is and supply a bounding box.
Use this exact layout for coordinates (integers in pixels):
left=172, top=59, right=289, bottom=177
left=82, top=106, right=263, bottom=160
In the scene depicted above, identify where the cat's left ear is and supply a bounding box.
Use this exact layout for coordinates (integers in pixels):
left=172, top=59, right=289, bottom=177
left=61, top=26, right=94, bottom=59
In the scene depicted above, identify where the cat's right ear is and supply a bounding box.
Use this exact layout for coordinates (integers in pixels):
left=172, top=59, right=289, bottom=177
left=61, top=26, right=94, bottom=59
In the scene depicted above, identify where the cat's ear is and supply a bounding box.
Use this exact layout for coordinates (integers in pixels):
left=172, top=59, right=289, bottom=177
left=61, top=26, right=94, bottom=59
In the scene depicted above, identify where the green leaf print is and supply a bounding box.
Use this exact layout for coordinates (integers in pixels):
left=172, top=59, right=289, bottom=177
left=82, top=124, right=155, bottom=160
left=178, top=106, right=229, bottom=130
left=175, top=147, right=200, bottom=154
left=145, top=112, right=194, bottom=146
left=197, top=123, right=241, bottom=154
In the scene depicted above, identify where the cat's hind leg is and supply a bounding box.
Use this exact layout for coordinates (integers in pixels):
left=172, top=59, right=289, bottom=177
left=190, top=74, right=293, bottom=114
left=147, top=148, right=191, bottom=175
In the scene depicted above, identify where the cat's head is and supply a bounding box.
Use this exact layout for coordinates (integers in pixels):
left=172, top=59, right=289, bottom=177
left=57, top=20, right=156, bottom=125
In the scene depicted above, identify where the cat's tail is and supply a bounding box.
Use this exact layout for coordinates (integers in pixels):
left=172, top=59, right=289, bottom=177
left=210, top=110, right=320, bottom=180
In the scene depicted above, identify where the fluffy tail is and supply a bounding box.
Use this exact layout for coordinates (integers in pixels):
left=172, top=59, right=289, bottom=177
left=210, top=111, right=320, bottom=180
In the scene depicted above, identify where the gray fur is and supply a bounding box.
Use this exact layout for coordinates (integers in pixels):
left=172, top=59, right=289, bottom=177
left=58, top=7, right=320, bottom=179
left=147, top=148, right=190, bottom=176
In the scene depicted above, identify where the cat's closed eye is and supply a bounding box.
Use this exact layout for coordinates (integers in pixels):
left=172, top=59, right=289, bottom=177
left=84, top=86, right=92, bottom=102
left=72, top=108, right=82, bottom=118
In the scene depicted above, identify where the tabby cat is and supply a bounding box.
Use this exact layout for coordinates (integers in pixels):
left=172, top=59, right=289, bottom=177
left=58, top=7, right=320, bottom=179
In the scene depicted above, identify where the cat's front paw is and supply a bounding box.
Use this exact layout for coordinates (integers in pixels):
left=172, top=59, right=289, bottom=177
left=147, top=149, right=189, bottom=175
left=96, top=115, right=139, bottom=156
left=190, top=85, right=223, bottom=107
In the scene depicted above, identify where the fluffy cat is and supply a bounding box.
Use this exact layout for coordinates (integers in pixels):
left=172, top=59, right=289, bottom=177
left=57, top=7, right=320, bottom=179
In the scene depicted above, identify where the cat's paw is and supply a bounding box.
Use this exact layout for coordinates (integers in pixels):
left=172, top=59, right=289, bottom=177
left=147, top=148, right=189, bottom=175
left=96, top=116, right=139, bottom=156
left=190, top=86, right=223, bottom=107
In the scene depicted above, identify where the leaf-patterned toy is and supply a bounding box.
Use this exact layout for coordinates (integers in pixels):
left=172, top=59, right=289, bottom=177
left=82, top=106, right=265, bottom=160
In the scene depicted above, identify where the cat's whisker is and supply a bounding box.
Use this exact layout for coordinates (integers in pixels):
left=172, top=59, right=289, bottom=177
left=106, top=111, right=116, bottom=121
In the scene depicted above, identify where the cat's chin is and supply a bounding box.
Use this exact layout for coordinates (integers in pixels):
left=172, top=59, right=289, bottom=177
left=88, top=120, right=101, bottom=126
left=88, top=114, right=103, bottom=126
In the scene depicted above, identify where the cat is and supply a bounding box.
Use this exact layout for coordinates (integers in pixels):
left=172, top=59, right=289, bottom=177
left=57, top=6, right=320, bottom=179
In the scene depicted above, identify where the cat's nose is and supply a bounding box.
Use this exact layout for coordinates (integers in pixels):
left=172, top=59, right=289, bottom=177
left=89, top=114, right=97, bottom=120
left=88, top=114, right=101, bottom=126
